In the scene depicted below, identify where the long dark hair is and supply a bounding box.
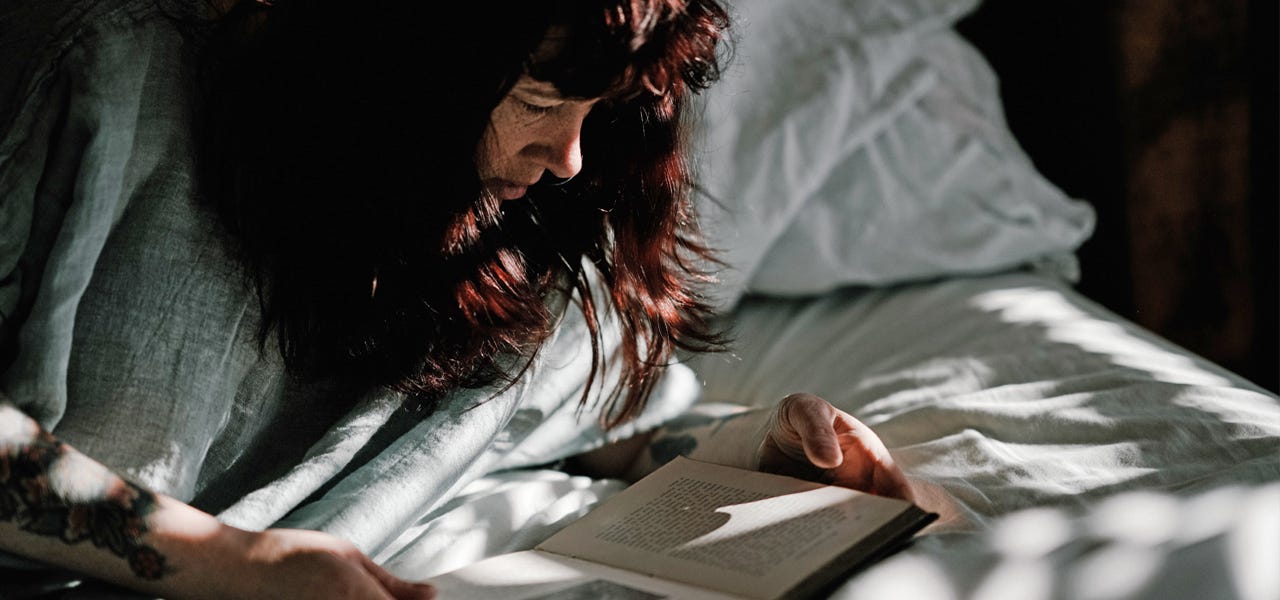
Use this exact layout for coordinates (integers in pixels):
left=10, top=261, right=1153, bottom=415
left=194, top=0, right=730, bottom=427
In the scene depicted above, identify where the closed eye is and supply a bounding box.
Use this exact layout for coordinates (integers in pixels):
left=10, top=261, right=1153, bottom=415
left=518, top=99, right=556, bottom=115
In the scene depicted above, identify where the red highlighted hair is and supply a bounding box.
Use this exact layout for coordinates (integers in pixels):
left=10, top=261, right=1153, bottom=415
left=197, top=0, right=731, bottom=426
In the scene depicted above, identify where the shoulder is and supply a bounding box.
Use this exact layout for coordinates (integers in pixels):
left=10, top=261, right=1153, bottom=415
left=0, top=0, right=205, bottom=137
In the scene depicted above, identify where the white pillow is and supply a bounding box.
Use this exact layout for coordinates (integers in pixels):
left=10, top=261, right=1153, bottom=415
left=690, top=0, right=1096, bottom=311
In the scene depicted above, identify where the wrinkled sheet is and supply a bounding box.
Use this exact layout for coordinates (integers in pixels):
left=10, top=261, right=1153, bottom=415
left=390, top=271, right=1279, bottom=600
left=687, top=271, right=1279, bottom=600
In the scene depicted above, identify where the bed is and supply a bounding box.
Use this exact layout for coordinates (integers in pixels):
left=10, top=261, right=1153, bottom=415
left=2, top=0, right=1276, bottom=599
left=364, top=0, right=1277, bottom=597
left=379, top=271, right=1279, bottom=600
left=365, top=0, right=1279, bottom=598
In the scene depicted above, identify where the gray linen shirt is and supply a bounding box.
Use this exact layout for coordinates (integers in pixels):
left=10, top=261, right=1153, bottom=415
left=1, top=0, right=365, bottom=511
left=0, top=8, right=699, bottom=593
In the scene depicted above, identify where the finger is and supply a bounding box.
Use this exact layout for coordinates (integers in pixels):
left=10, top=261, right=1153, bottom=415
left=779, top=394, right=843, bottom=469
left=876, top=468, right=914, bottom=502
left=361, top=554, right=437, bottom=600
left=867, top=446, right=913, bottom=502
left=832, top=412, right=914, bottom=501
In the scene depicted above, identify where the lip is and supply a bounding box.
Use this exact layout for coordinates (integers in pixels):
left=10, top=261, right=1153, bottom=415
left=486, top=179, right=535, bottom=201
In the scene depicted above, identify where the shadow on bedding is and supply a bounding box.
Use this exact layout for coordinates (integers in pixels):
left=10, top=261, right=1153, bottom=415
left=682, top=270, right=1280, bottom=599
left=681, top=270, right=1280, bottom=529
left=830, top=480, right=1279, bottom=600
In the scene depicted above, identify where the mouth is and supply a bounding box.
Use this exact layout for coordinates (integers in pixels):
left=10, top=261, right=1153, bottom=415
left=484, top=179, right=535, bottom=201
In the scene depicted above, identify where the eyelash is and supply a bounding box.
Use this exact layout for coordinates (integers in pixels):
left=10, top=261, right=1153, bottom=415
left=518, top=100, right=555, bottom=115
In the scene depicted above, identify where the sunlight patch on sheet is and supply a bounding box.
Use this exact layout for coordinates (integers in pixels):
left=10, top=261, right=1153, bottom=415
left=1070, top=544, right=1164, bottom=600
left=991, top=508, right=1073, bottom=557
left=1086, top=492, right=1181, bottom=546
left=969, top=287, right=1234, bottom=388
left=833, top=482, right=1278, bottom=600
left=972, top=559, right=1054, bottom=600
left=1175, top=485, right=1247, bottom=545
left=834, top=553, right=958, bottom=600
left=1227, top=483, right=1280, bottom=600
left=379, top=473, right=625, bottom=579
left=452, top=551, right=583, bottom=587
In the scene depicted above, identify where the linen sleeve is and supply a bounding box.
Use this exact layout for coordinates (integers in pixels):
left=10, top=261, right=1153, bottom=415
left=0, top=2, right=265, bottom=503
left=0, top=0, right=108, bottom=427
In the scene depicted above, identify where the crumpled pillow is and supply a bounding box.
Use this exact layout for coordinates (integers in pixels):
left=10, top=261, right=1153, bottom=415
left=689, top=0, right=1096, bottom=312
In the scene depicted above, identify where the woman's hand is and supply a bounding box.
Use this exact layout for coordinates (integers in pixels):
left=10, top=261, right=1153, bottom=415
left=569, top=392, right=913, bottom=502
left=234, top=529, right=435, bottom=600
left=757, top=393, right=913, bottom=501
left=0, top=398, right=435, bottom=600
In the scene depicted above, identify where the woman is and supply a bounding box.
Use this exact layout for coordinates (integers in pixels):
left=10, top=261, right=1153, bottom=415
left=0, top=0, right=911, bottom=597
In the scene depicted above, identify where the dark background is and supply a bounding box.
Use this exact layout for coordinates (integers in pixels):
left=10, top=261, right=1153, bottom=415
left=956, top=0, right=1277, bottom=392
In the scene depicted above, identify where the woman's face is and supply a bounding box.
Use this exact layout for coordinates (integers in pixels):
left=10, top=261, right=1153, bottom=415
left=477, top=76, right=598, bottom=201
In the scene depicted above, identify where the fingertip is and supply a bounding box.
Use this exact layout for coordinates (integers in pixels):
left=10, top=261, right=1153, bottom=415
left=781, top=395, right=841, bottom=469
left=804, top=436, right=844, bottom=470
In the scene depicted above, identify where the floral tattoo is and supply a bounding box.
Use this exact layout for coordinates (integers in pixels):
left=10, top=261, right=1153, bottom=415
left=1, top=406, right=167, bottom=580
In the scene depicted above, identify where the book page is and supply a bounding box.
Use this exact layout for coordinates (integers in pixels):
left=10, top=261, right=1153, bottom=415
left=536, top=457, right=922, bottom=600
left=426, top=550, right=744, bottom=600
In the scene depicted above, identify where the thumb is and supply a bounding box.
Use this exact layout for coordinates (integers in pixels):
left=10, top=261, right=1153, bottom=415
left=779, top=393, right=843, bottom=469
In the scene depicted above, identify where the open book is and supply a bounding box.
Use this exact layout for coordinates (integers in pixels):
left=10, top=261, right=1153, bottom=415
left=427, top=456, right=937, bottom=599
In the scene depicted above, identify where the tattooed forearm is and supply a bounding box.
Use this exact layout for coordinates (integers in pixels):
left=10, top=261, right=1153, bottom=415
left=0, top=403, right=167, bottom=580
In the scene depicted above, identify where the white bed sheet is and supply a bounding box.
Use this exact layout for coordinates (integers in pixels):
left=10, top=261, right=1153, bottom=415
left=684, top=270, right=1279, bottom=600
left=686, top=270, right=1277, bottom=529
left=389, top=270, right=1279, bottom=600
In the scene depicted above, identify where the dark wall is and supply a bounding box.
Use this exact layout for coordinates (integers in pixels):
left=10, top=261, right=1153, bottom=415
left=956, top=0, right=1277, bottom=392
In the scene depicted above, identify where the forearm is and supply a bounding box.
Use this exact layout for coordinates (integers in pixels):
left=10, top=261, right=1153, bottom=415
left=0, top=400, right=253, bottom=600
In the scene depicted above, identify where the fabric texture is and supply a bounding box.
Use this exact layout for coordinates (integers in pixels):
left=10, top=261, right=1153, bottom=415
left=360, top=272, right=1279, bottom=599
left=0, top=0, right=701, bottom=585
left=682, top=271, right=1280, bottom=600
left=689, top=0, right=1096, bottom=311
left=5, top=2, right=1273, bottom=600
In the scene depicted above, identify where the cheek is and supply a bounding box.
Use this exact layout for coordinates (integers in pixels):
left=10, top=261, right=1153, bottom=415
left=475, top=128, right=501, bottom=173
left=477, top=105, right=525, bottom=173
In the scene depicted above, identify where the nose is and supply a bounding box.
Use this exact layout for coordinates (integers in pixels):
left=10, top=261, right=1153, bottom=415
left=544, top=132, right=582, bottom=180
left=532, top=107, right=587, bottom=180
